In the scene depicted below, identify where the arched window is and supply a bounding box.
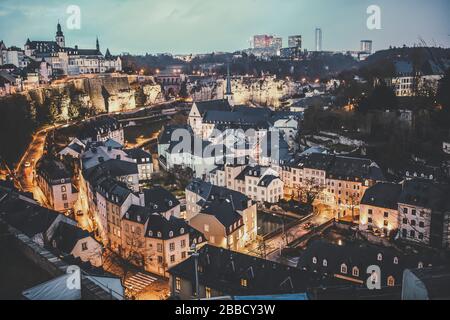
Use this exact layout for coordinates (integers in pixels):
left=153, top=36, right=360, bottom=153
left=148, top=231, right=153, bottom=237
left=180, top=228, right=185, bottom=234
left=323, top=259, right=328, bottom=267
left=169, top=231, right=174, bottom=238
left=157, top=232, right=162, bottom=238
left=387, top=276, right=395, bottom=287
left=418, top=262, right=424, bottom=269
left=352, top=267, right=360, bottom=277
left=312, top=257, right=317, bottom=264
left=377, top=253, right=383, bottom=261
left=393, top=257, right=399, bottom=265
left=340, top=263, right=348, bottom=274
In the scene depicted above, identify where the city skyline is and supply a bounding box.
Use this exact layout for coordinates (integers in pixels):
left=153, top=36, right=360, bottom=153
left=0, top=0, right=449, bottom=55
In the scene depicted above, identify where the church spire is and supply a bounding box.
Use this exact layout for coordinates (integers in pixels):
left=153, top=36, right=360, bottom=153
left=96, top=37, right=100, bottom=52
left=225, top=63, right=232, bottom=95
left=224, top=63, right=234, bottom=106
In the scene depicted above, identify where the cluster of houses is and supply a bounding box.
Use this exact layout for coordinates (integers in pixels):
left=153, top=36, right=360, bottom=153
left=0, top=23, right=122, bottom=95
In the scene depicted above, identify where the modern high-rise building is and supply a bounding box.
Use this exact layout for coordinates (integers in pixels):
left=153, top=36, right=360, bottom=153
left=288, top=35, right=302, bottom=49
left=360, top=40, right=373, bottom=54
left=253, top=35, right=272, bottom=49
left=315, top=28, right=322, bottom=51
left=253, top=35, right=283, bottom=50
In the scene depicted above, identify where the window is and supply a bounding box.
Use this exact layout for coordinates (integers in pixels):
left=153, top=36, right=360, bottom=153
left=181, top=251, right=186, bottom=259
left=61, top=186, right=67, bottom=192
left=312, top=257, right=317, bottom=264
left=323, top=259, right=328, bottom=267
left=410, top=230, right=416, bottom=238
left=170, top=255, right=175, bottom=263
left=169, top=231, right=174, bottom=238
left=340, top=264, right=348, bottom=274
left=384, top=212, right=389, bottom=218
left=204, top=224, right=210, bottom=232
left=240, top=279, right=248, bottom=287
left=352, top=267, right=359, bottom=277
left=387, top=276, right=395, bottom=287
left=368, top=209, right=373, bottom=215
left=81, top=242, right=88, bottom=251
left=175, top=277, right=181, bottom=293
left=419, top=222, right=425, bottom=228
left=169, top=242, right=175, bottom=251
left=418, top=262, right=424, bottom=269
left=157, top=243, right=163, bottom=253
left=393, top=257, right=399, bottom=265
left=377, top=253, right=383, bottom=261
left=205, top=287, right=212, bottom=299
left=403, top=218, right=408, bottom=224
left=181, top=239, right=186, bottom=248
left=62, top=194, right=67, bottom=201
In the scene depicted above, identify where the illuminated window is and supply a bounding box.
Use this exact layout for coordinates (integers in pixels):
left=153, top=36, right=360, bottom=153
left=205, top=287, right=211, bottom=299
left=175, top=277, right=181, bottom=293
left=387, top=276, right=395, bottom=287
left=340, top=264, right=348, bottom=274
left=240, top=279, right=248, bottom=287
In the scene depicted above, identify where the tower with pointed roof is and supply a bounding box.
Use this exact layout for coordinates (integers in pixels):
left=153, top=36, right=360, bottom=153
left=96, top=37, right=100, bottom=53
left=224, top=63, right=234, bottom=106
left=55, top=21, right=65, bottom=48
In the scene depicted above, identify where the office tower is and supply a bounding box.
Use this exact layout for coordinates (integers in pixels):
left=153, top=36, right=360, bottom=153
left=315, top=28, right=322, bottom=51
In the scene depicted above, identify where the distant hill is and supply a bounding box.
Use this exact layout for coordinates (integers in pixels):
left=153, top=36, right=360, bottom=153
left=361, top=47, right=450, bottom=76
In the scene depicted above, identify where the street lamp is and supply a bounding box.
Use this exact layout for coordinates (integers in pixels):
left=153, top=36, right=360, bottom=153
left=189, top=243, right=200, bottom=300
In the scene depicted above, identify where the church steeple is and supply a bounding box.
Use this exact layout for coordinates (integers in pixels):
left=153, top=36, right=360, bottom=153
left=55, top=21, right=65, bottom=48
left=224, top=63, right=234, bottom=106
left=96, top=37, right=100, bottom=52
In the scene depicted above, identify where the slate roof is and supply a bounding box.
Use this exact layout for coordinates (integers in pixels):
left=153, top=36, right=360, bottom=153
left=257, top=175, right=279, bottom=187
left=186, top=179, right=251, bottom=212
left=51, top=222, right=95, bottom=254
left=398, top=179, right=450, bottom=211
left=199, top=198, right=243, bottom=231
left=169, top=245, right=313, bottom=296
left=125, top=148, right=152, bottom=164
left=297, top=240, right=442, bottom=286
left=194, top=99, right=231, bottom=116
left=84, top=159, right=138, bottom=184
left=122, top=205, right=192, bottom=240
left=95, top=178, right=132, bottom=206
left=36, top=156, right=71, bottom=182
left=327, top=156, right=385, bottom=181
left=0, top=194, right=60, bottom=238
left=360, top=183, right=402, bottom=210
left=143, top=186, right=180, bottom=213
left=78, top=116, right=121, bottom=141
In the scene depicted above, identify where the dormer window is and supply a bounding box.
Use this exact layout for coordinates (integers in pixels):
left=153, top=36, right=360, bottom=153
left=169, top=231, right=174, bottom=238
left=352, top=267, right=360, bottom=277
left=312, top=257, right=317, bottom=264
left=180, top=228, right=185, bottom=234
left=240, top=279, right=248, bottom=287
left=418, top=262, right=424, bottom=269
left=340, top=264, right=348, bottom=274
left=157, top=232, right=162, bottom=238
left=148, top=231, right=153, bottom=237
left=393, top=257, right=399, bottom=264
left=377, top=253, right=383, bottom=261
left=323, top=259, right=328, bottom=267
